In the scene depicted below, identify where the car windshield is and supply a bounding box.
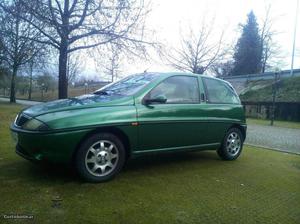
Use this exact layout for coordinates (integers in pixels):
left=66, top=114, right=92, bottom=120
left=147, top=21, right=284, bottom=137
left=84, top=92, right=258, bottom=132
left=94, top=73, right=158, bottom=96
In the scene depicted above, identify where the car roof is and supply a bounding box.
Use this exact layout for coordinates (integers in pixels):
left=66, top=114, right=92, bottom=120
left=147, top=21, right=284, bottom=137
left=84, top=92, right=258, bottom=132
left=142, top=71, right=226, bottom=82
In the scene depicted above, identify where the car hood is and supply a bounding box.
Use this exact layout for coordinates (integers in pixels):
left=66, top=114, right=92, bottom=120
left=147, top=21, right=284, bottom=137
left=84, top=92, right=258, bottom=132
left=23, top=94, right=135, bottom=117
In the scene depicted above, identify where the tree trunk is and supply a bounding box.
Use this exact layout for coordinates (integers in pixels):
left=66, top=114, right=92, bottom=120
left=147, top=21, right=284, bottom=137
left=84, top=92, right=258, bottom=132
left=10, top=65, right=17, bottom=103
left=58, top=41, right=68, bottom=99
left=262, top=55, right=267, bottom=73
left=28, top=61, right=33, bottom=100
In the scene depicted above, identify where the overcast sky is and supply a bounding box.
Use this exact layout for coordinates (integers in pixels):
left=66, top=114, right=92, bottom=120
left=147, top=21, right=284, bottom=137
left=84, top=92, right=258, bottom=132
left=84, top=0, right=300, bottom=81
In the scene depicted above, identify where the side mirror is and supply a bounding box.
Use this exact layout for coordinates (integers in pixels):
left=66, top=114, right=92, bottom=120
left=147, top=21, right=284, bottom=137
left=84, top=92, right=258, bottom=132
left=144, top=94, right=167, bottom=105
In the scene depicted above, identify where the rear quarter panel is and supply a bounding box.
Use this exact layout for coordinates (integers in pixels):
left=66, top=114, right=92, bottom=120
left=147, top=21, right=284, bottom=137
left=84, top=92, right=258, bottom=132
left=198, top=103, right=246, bottom=142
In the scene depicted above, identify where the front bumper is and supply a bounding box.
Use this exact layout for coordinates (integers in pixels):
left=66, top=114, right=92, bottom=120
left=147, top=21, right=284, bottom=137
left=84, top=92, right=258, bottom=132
left=16, top=144, right=41, bottom=162
left=11, top=124, right=91, bottom=164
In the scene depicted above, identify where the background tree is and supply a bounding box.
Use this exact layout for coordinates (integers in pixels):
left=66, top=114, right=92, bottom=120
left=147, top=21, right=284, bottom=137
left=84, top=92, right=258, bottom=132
left=0, top=67, right=11, bottom=96
left=12, top=0, right=154, bottom=99
left=0, top=0, right=42, bottom=102
left=0, top=39, right=9, bottom=94
left=36, top=72, right=56, bottom=93
left=93, top=43, right=123, bottom=82
left=16, top=75, right=30, bottom=96
left=67, top=52, right=84, bottom=84
left=166, top=22, right=226, bottom=74
left=232, top=11, right=262, bottom=75
left=211, top=61, right=234, bottom=77
left=26, top=46, right=49, bottom=100
left=259, top=4, right=285, bottom=72
left=104, top=47, right=122, bottom=82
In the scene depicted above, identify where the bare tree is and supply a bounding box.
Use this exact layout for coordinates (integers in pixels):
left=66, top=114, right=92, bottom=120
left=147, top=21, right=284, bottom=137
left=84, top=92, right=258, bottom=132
left=27, top=59, right=35, bottom=100
left=0, top=0, right=43, bottom=102
left=211, top=60, right=234, bottom=77
left=3, top=0, right=154, bottom=99
left=26, top=48, right=48, bottom=100
left=260, top=4, right=285, bottom=72
left=0, top=67, right=11, bottom=95
left=67, top=52, right=84, bottom=84
left=104, top=47, right=122, bottom=82
left=166, top=20, right=226, bottom=74
left=93, top=43, right=123, bottom=82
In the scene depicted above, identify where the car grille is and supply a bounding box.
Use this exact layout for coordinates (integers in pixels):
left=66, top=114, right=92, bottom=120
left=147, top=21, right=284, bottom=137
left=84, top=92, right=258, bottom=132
left=15, top=113, right=30, bottom=127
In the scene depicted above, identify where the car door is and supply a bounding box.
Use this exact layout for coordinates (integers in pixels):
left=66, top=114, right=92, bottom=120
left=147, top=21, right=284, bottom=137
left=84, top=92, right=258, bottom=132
left=201, top=77, right=243, bottom=143
left=136, top=75, right=214, bottom=152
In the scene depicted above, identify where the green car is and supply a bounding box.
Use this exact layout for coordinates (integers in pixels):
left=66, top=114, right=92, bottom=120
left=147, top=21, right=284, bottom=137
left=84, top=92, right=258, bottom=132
left=11, top=72, right=246, bottom=182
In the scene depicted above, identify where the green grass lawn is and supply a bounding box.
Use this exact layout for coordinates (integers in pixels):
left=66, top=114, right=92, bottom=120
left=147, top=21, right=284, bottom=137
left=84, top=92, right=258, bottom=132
left=247, top=118, right=300, bottom=129
left=1, top=102, right=300, bottom=224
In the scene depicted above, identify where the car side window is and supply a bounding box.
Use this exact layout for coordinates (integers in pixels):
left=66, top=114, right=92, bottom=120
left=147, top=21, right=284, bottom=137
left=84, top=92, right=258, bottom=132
left=203, top=78, right=240, bottom=104
left=149, top=76, right=200, bottom=104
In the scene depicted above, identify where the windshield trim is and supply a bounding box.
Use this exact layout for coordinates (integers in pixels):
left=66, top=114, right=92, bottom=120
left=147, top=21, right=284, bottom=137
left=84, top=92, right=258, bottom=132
left=94, top=73, right=160, bottom=97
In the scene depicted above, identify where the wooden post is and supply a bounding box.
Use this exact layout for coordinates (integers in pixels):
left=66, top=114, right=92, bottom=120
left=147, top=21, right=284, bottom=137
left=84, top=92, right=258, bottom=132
left=270, top=71, right=280, bottom=125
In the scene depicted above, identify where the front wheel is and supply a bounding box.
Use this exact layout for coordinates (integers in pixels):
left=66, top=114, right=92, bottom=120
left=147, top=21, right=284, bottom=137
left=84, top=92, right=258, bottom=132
left=75, top=133, right=126, bottom=182
left=217, top=128, right=244, bottom=160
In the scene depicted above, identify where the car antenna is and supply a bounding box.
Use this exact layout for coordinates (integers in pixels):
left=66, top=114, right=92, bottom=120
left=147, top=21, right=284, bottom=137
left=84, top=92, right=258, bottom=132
left=143, top=68, right=150, bottom=73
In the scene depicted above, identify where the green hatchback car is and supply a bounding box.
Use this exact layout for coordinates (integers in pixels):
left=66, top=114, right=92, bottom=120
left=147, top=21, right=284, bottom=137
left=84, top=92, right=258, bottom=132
left=11, top=72, right=246, bottom=182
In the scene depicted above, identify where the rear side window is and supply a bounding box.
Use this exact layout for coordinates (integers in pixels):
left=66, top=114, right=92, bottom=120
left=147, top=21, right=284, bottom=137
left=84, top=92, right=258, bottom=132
left=203, top=78, right=240, bottom=104
left=149, top=76, right=200, bottom=104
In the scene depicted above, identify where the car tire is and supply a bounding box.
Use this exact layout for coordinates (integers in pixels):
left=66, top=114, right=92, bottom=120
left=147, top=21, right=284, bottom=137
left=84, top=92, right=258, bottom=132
left=217, top=128, right=244, bottom=161
left=75, top=133, right=126, bottom=182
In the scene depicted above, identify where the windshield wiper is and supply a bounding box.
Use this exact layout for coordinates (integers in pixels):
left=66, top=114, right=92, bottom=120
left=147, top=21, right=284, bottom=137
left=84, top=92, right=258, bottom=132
left=93, top=90, right=109, bottom=95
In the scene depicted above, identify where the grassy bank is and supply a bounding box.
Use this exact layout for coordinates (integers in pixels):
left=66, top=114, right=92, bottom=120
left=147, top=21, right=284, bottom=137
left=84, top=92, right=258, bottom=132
left=240, top=76, right=300, bottom=102
left=1, top=102, right=300, bottom=223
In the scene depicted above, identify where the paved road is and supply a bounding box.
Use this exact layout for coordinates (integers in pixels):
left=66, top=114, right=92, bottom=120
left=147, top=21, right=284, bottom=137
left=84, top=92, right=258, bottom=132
left=245, top=124, right=300, bottom=154
left=0, top=97, right=42, bottom=106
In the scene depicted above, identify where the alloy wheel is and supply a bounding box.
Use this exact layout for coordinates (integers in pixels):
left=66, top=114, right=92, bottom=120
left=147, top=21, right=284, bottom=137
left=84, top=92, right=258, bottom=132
left=225, top=132, right=241, bottom=156
left=85, top=140, right=119, bottom=177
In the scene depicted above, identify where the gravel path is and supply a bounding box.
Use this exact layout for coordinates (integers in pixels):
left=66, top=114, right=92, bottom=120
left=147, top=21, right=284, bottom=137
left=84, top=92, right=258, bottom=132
left=245, top=124, right=300, bottom=154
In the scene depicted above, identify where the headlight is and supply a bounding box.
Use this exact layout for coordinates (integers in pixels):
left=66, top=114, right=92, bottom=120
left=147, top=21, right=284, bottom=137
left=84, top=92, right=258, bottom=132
left=14, top=114, right=19, bottom=124
left=22, top=118, right=50, bottom=131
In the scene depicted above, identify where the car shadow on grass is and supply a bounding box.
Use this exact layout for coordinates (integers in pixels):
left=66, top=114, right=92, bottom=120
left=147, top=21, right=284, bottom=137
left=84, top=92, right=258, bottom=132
left=0, top=160, right=80, bottom=184
left=124, top=150, right=220, bottom=172
left=0, top=150, right=221, bottom=184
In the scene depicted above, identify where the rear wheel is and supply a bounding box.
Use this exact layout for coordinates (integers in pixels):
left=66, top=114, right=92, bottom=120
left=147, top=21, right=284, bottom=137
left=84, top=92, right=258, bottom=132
left=75, top=133, right=126, bottom=182
left=217, top=128, right=243, bottom=160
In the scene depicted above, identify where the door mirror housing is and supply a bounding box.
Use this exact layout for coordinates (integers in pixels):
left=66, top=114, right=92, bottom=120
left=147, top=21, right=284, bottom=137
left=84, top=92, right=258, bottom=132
left=144, top=94, right=167, bottom=105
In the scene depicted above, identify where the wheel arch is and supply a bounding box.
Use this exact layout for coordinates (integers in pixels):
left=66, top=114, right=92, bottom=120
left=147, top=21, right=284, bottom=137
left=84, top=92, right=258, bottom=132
left=71, top=126, right=131, bottom=163
left=228, top=123, right=247, bottom=141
